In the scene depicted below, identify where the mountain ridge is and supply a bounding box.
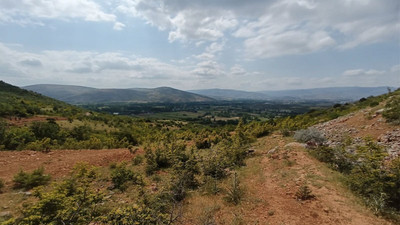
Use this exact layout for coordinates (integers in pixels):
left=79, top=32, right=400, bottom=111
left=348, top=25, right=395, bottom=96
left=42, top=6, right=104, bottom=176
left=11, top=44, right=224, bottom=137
left=23, top=84, right=395, bottom=104
left=189, top=86, right=393, bottom=101
left=24, top=84, right=214, bottom=104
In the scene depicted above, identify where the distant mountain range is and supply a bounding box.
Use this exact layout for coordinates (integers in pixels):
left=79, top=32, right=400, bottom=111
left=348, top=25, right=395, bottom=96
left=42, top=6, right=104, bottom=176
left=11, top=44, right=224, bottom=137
left=23, top=84, right=214, bottom=104
left=23, top=84, right=394, bottom=104
left=189, top=87, right=394, bottom=101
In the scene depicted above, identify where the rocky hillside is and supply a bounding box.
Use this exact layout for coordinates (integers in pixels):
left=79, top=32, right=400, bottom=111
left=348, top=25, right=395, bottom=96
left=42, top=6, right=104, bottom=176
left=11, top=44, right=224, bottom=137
left=313, top=102, right=400, bottom=158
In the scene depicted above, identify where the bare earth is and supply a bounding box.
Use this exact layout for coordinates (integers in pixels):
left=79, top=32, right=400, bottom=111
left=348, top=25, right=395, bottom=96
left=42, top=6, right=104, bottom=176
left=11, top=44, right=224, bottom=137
left=0, top=148, right=139, bottom=184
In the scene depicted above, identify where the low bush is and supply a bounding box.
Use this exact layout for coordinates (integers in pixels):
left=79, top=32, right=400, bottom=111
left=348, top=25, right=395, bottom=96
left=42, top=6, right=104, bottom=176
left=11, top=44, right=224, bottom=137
left=309, top=146, right=354, bottom=174
left=111, top=163, right=143, bottom=191
left=294, top=128, right=326, bottom=145
left=16, top=164, right=104, bottom=225
left=104, top=204, right=169, bottom=225
left=132, top=155, right=144, bottom=165
left=295, top=185, right=315, bottom=201
left=13, top=167, right=50, bottom=190
left=383, top=92, right=400, bottom=124
left=224, top=172, right=243, bottom=205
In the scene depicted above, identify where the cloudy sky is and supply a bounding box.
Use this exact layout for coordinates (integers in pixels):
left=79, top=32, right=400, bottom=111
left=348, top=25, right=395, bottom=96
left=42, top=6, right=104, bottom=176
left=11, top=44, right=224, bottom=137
left=0, top=0, right=399, bottom=91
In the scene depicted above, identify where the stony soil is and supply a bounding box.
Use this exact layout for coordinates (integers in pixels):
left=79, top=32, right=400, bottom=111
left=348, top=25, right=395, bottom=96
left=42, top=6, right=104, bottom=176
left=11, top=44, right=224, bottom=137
left=313, top=107, right=400, bottom=158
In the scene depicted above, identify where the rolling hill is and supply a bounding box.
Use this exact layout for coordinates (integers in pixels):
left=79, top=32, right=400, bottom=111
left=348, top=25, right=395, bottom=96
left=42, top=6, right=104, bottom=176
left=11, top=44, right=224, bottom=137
left=0, top=81, right=81, bottom=117
left=23, top=84, right=214, bottom=104
left=190, top=86, right=393, bottom=101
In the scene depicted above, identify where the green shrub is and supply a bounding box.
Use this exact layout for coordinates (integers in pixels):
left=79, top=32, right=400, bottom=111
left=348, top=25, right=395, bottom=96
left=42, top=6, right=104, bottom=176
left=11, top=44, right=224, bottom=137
left=309, top=146, right=354, bottom=174
left=132, top=155, right=144, bottom=165
left=202, top=176, right=220, bottom=195
left=383, top=93, right=400, bottom=124
left=18, top=164, right=104, bottom=225
left=70, top=125, right=92, bottom=141
left=224, top=172, right=243, bottom=205
left=30, top=120, right=60, bottom=140
left=295, top=185, right=315, bottom=201
left=111, top=163, right=143, bottom=191
left=13, top=167, right=50, bottom=190
left=145, top=148, right=158, bottom=175
left=202, top=154, right=227, bottom=180
left=4, top=127, right=35, bottom=150
left=25, top=138, right=52, bottom=152
left=104, top=204, right=169, bottom=225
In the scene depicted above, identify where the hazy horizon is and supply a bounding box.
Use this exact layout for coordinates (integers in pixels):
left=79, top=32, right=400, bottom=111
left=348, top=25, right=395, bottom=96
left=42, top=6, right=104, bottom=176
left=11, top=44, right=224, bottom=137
left=20, top=82, right=397, bottom=93
left=0, top=0, right=399, bottom=91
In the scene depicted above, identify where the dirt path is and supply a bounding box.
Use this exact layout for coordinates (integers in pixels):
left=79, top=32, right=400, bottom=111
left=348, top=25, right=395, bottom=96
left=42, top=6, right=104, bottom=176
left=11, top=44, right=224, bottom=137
left=182, top=134, right=392, bottom=225
left=0, top=148, right=140, bottom=184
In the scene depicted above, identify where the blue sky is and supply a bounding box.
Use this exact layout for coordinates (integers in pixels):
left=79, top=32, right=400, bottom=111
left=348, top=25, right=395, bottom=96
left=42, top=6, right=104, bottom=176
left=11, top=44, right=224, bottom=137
left=0, top=0, right=399, bottom=91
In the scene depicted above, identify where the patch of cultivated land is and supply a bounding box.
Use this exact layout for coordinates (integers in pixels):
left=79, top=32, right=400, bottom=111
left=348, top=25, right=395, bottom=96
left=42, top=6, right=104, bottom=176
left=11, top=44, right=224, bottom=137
left=182, top=134, right=391, bottom=225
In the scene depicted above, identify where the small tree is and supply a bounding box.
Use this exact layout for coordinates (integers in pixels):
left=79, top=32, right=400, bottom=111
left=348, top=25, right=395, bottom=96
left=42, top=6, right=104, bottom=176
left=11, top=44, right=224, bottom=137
left=295, top=184, right=315, bottom=201
left=224, top=172, right=243, bottom=205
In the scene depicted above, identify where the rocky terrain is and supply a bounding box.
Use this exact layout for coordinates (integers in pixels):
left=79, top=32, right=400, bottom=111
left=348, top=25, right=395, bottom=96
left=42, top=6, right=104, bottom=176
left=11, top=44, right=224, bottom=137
left=313, top=106, right=400, bottom=158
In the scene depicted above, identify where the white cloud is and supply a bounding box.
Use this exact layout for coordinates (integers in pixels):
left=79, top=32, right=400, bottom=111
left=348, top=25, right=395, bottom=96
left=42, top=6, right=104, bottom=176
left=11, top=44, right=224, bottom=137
left=391, top=64, right=400, bottom=72
left=0, top=42, right=193, bottom=87
left=235, top=0, right=399, bottom=58
left=205, top=42, right=225, bottom=54
left=191, top=60, right=225, bottom=78
left=113, top=22, right=126, bottom=30
left=117, top=0, right=238, bottom=42
left=244, top=30, right=335, bottom=58
left=230, top=65, right=246, bottom=76
left=343, top=69, right=385, bottom=76
left=0, top=0, right=118, bottom=25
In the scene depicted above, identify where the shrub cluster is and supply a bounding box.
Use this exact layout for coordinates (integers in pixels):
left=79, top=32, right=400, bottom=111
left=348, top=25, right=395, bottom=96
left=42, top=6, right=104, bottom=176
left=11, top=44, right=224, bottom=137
left=310, top=138, right=400, bottom=216
left=294, top=128, right=326, bottom=145
left=13, top=167, right=50, bottom=190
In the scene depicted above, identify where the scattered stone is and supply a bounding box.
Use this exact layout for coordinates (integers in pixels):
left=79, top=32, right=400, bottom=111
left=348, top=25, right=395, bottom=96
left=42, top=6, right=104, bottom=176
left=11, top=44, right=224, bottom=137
left=267, top=147, right=278, bottom=155
left=284, top=142, right=305, bottom=148
left=0, top=211, right=11, bottom=217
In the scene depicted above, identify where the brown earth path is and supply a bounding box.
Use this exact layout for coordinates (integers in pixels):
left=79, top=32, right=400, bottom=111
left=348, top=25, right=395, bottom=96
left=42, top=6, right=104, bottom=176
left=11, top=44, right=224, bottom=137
left=182, top=134, right=392, bottom=225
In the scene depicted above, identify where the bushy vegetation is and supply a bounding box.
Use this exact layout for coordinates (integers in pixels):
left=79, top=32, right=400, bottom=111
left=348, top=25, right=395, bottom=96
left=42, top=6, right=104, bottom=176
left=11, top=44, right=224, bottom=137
left=0, top=81, right=81, bottom=118
left=10, top=164, right=103, bottom=225
left=383, top=90, right=400, bottom=124
left=294, top=128, right=326, bottom=146
left=111, top=163, right=143, bottom=191
left=308, top=138, right=400, bottom=218
left=13, top=167, right=51, bottom=190
left=2, top=81, right=399, bottom=223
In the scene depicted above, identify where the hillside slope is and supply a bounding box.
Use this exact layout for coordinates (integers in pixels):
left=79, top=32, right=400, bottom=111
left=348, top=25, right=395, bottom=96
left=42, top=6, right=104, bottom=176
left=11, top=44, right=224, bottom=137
left=0, top=81, right=81, bottom=117
left=181, top=134, right=391, bottom=224
left=24, top=84, right=214, bottom=104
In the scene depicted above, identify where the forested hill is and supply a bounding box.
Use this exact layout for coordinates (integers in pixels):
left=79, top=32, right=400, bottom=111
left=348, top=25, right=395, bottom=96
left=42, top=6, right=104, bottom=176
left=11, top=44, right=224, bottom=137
left=0, top=81, right=81, bottom=117
left=24, top=84, right=215, bottom=104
